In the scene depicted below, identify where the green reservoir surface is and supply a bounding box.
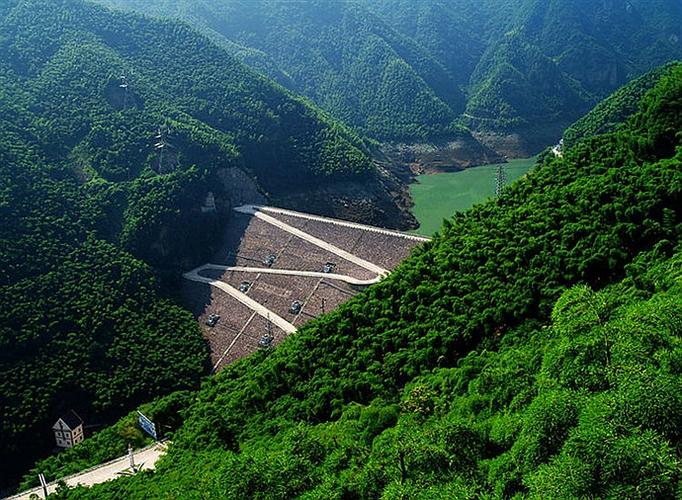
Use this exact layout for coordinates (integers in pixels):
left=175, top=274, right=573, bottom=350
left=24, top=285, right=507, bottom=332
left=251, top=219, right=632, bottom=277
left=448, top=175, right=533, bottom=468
left=410, top=156, right=538, bottom=235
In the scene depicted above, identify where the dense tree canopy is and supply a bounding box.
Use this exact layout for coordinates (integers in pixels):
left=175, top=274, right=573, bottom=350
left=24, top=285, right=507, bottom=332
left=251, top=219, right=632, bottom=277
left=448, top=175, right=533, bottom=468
left=0, top=0, right=382, bottom=486
left=563, top=62, right=681, bottom=149
left=99, top=0, right=682, bottom=146
left=1, top=0, right=680, bottom=494
left=26, top=63, right=682, bottom=497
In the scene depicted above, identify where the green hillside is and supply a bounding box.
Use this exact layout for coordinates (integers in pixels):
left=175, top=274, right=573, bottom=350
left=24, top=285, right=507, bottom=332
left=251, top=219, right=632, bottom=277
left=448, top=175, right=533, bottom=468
left=460, top=0, right=682, bottom=147
left=30, top=63, right=682, bottom=498
left=464, top=33, right=587, bottom=130
left=98, top=0, right=466, bottom=142
left=99, top=0, right=682, bottom=150
left=0, top=0, right=385, bottom=486
left=563, top=62, right=681, bottom=149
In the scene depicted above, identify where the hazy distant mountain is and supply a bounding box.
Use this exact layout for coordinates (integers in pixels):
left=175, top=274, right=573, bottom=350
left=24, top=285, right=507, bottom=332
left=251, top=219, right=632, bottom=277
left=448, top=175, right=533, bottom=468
left=98, top=0, right=467, bottom=142
left=99, top=0, right=681, bottom=153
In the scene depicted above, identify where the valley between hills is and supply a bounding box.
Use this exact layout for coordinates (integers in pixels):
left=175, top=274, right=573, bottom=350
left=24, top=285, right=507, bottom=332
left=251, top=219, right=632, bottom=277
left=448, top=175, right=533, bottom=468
left=1, top=1, right=681, bottom=498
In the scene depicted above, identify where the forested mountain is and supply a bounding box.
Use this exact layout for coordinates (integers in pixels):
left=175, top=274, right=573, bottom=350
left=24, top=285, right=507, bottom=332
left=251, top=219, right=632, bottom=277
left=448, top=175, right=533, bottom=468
left=563, top=62, right=681, bottom=149
left=27, top=64, right=682, bottom=498
left=0, top=0, right=407, bottom=486
left=98, top=0, right=682, bottom=154
left=97, top=0, right=467, bottom=143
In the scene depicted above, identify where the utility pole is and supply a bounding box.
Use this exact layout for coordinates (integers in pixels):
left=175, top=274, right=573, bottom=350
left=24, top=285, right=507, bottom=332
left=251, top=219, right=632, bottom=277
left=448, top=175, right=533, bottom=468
left=128, top=443, right=136, bottom=471
left=321, top=298, right=326, bottom=315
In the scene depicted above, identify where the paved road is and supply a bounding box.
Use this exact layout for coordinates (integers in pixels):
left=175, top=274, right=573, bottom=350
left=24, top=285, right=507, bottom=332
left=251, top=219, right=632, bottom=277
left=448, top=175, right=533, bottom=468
left=6, top=443, right=168, bottom=500
left=239, top=204, right=431, bottom=242
left=197, top=263, right=382, bottom=286
left=183, top=267, right=297, bottom=334
left=235, top=206, right=389, bottom=275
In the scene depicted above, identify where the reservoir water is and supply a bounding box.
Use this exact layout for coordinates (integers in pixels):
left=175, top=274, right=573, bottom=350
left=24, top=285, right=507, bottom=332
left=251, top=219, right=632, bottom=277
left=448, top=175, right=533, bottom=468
left=410, top=156, right=538, bottom=236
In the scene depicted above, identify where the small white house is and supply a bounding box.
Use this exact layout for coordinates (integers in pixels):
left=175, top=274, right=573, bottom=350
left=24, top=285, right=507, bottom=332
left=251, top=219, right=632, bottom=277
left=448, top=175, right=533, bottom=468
left=52, top=410, right=84, bottom=449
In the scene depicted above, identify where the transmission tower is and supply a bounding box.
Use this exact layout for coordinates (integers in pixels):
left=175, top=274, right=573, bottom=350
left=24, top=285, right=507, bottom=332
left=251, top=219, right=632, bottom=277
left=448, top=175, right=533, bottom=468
left=495, top=163, right=508, bottom=198
left=154, top=124, right=174, bottom=174
left=119, top=75, right=130, bottom=108
left=259, top=314, right=274, bottom=349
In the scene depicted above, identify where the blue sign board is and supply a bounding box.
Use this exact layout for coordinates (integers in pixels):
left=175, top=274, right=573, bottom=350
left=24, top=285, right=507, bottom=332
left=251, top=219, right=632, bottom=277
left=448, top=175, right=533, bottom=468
left=137, top=411, right=158, bottom=440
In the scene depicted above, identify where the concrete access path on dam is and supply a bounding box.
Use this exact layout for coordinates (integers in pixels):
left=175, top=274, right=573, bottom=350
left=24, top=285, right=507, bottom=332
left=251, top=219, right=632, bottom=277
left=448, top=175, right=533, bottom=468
left=183, top=205, right=431, bottom=372
left=184, top=205, right=427, bottom=336
left=242, top=205, right=431, bottom=243
left=234, top=205, right=390, bottom=276
left=183, top=265, right=298, bottom=334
